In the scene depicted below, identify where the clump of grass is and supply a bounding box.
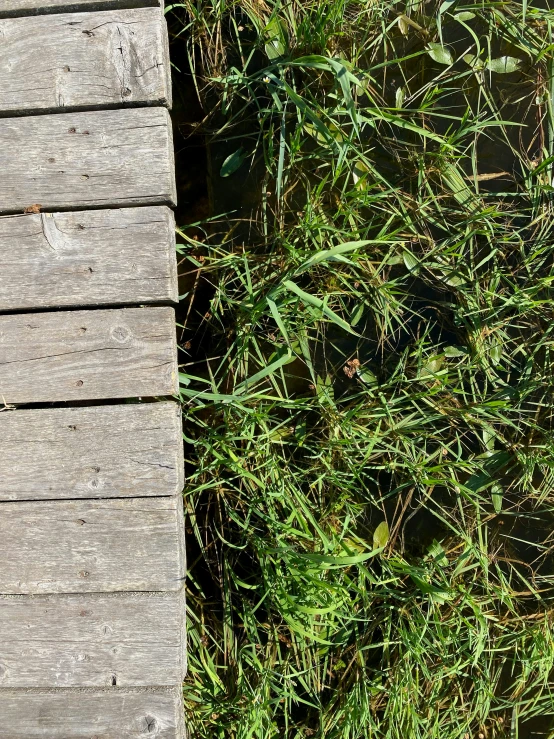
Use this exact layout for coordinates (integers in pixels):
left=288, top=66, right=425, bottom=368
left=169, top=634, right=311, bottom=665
left=168, top=1, right=554, bottom=736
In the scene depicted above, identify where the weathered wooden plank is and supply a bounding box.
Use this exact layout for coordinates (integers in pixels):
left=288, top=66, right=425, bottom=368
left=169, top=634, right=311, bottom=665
left=0, top=402, right=184, bottom=501
left=0, top=307, right=177, bottom=404
left=0, top=207, right=177, bottom=311
left=0, top=592, right=186, bottom=687
left=0, top=496, right=184, bottom=594
left=0, top=687, right=185, bottom=738
left=0, top=8, right=171, bottom=115
left=0, top=1, right=162, bottom=18
left=0, top=107, right=175, bottom=214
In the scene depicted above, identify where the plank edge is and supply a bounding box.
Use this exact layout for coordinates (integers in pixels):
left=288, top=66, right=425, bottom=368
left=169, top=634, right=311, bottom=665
left=0, top=0, right=162, bottom=18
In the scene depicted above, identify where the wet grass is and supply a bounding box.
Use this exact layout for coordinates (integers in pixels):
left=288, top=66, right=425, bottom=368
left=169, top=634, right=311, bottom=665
left=168, top=1, right=554, bottom=736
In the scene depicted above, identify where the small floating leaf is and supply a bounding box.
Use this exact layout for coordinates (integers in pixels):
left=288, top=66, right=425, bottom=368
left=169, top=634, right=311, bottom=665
left=463, top=53, right=484, bottom=70
left=220, top=148, right=246, bottom=177
left=421, top=355, right=444, bottom=377
left=443, top=271, right=466, bottom=286
left=444, top=345, right=466, bottom=357
left=455, top=11, right=475, bottom=20
left=486, top=56, right=521, bottom=74
left=427, top=42, right=454, bottom=65
left=373, top=521, right=390, bottom=549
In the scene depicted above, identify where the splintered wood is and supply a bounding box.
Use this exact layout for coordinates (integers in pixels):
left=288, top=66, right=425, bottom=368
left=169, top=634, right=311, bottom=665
left=0, top=0, right=186, bottom=736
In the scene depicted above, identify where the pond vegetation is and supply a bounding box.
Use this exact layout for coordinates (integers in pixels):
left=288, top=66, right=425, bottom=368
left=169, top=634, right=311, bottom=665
left=169, top=1, right=554, bottom=736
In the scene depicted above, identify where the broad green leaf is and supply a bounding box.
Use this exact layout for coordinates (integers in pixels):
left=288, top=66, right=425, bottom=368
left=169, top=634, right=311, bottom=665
left=220, top=148, right=246, bottom=177
left=315, top=374, right=335, bottom=404
left=395, top=86, right=405, bottom=109
left=327, top=57, right=360, bottom=133
left=350, top=302, right=365, bottom=327
left=490, top=340, right=503, bottom=365
left=384, top=254, right=404, bottom=265
left=491, top=483, right=503, bottom=513
left=455, top=11, right=476, bottom=20
left=463, top=53, right=484, bottom=70
left=421, top=355, right=444, bottom=377
left=373, top=521, right=390, bottom=549
left=442, top=271, right=466, bottom=286
left=353, top=160, right=370, bottom=187
left=427, top=43, right=454, bottom=65
left=264, top=16, right=287, bottom=60
left=483, top=428, right=496, bottom=451
left=267, top=296, right=290, bottom=344
left=288, top=548, right=382, bottom=567
left=402, top=249, right=419, bottom=272
left=358, top=369, right=378, bottom=386
left=441, top=161, right=477, bottom=210
left=486, top=56, right=521, bottom=74
left=428, top=540, right=448, bottom=567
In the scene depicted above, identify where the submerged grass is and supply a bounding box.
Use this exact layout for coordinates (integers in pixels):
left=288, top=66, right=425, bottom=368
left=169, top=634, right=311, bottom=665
left=168, top=0, right=554, bottom=736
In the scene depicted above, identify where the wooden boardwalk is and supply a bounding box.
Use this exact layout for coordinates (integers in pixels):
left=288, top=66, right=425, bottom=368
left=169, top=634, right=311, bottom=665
left=0, top=1, right=185, bottom=736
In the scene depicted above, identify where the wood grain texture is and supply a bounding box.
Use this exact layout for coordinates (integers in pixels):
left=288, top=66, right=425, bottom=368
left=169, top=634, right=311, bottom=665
left=0, top=107, right=176, bottom=214
left=0, top=401, right=184, bottom=501
left=0, top=206, right=177, bottom=311
left=0, top=1, right=162, bottom=18
left=0, top=687, right=185, bottom=738
left=0, top=591, right=186, bottom=687
left=0, top=8, right=171, bottom=114
left=0, top=496, right=184, bottom=594
left=0, top=307, right=178, bottom=404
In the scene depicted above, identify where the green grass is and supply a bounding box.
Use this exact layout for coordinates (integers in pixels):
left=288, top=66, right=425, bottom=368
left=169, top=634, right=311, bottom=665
left=168, top=1, right=554, bottom=736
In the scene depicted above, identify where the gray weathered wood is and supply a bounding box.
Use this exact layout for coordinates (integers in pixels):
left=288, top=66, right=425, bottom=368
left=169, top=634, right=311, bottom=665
left=0, top=401, right=184, bottom=500
left=0, top=307, right=178, bottom=404
left=0, top=496, right=184, bottom=594
left=0, top=107, right=176, bottom=214
left=0, top=687, right=185, bottom=738
left=0, top=591, right=186, bottom=687
left=0, top=0, right=162, bottom=18
left=0, top=8, right=171, bottom=115
left=0, top=207, right=177, bottom=311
